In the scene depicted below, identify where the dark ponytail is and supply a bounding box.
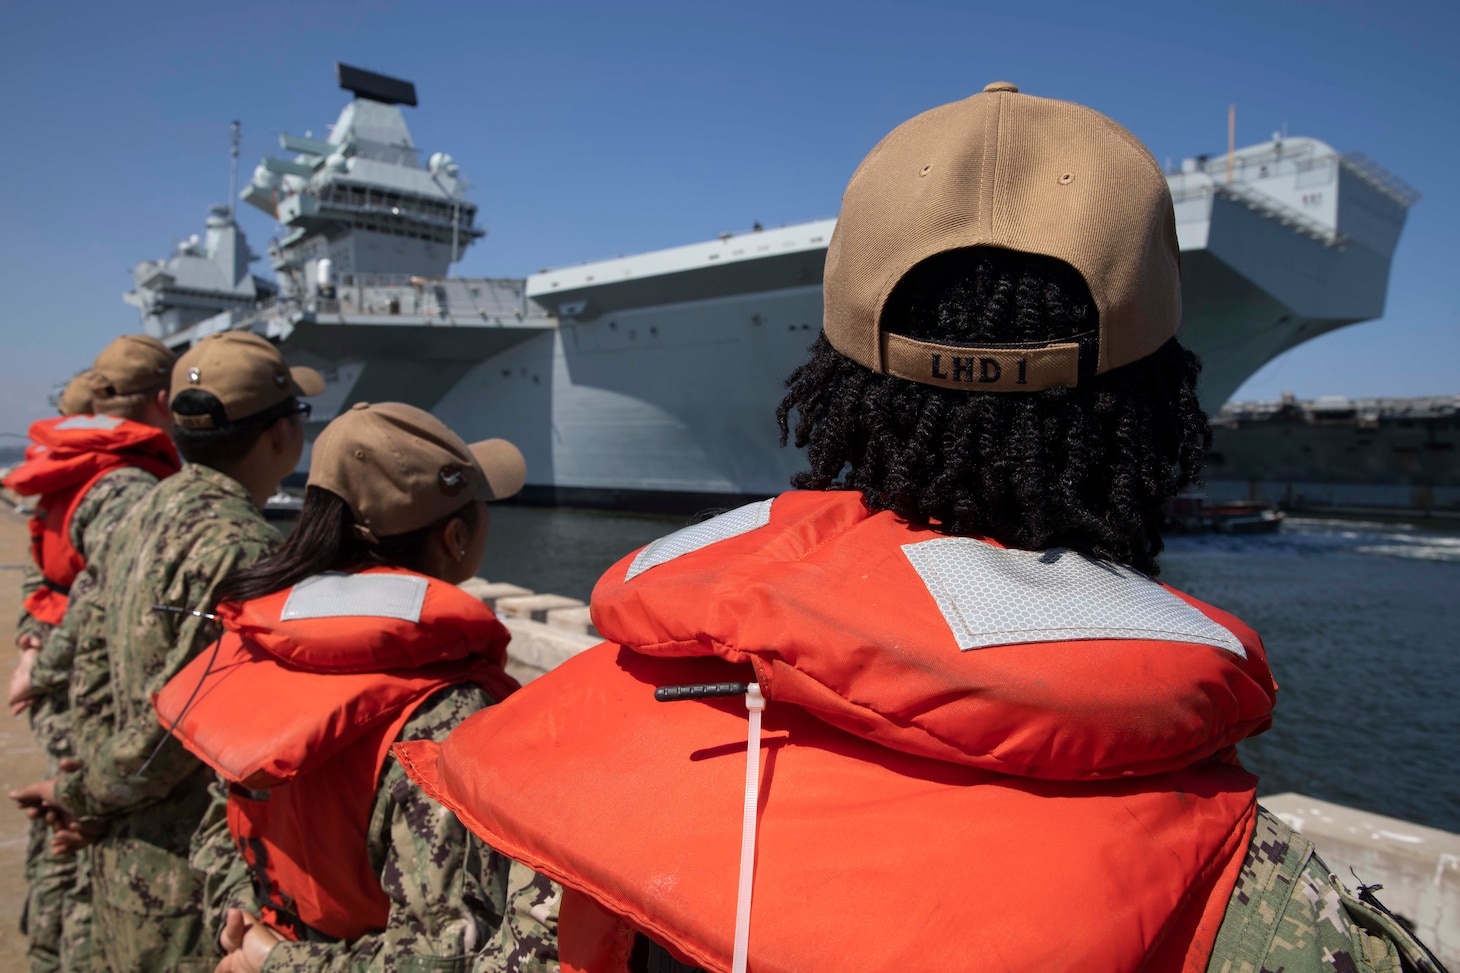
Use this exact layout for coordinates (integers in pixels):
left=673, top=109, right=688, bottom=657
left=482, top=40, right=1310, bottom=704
left=216, top=485, right=478, bottom=604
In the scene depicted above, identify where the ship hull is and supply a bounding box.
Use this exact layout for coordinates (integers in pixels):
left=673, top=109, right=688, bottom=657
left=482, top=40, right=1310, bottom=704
left=295, top=261, right=1369, bottom=504
left=426, top=285, right=826, bottom=503
left=1204, top=402, right=1460, bottom=516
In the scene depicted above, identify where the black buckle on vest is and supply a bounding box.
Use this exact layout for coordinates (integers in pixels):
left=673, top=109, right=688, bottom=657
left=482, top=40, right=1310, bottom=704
left=42, top=578, right=70, bottom=596
left=654, top=682, right=749, bottom=702
left=228, top=782, right=271, bottom=802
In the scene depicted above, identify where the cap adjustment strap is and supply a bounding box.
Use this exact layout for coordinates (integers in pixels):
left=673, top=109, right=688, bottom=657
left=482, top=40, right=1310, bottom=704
left=880, top=333, right=1081, bottom=392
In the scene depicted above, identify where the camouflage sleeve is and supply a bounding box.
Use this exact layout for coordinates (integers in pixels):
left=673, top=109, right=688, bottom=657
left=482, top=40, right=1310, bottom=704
left=30, top=562, right=93, bottom=697
left=472, top=861, right=560, bottom=973
left=259, top=683, right=512, bottom=973
left=25, top=563, right=104, bottom=764
left=68, top=467, right=157, bottom=565
left=61, top=581, right=115, bottom=759
left=16, top=562, right=46, bottom=645
left=56, top=528, right=272, bottom=819
left=190, top=775, right=259, bottom=950
left=1207, top=808, right=1430, bottom=973
left=36, top=561, right=119, bottom=763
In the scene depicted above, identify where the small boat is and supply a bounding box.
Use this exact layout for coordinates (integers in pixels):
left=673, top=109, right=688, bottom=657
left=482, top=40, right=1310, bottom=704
left=1206, top=501, right=1285, bottom=534
left=1165, top=495, right=1284, bottom=534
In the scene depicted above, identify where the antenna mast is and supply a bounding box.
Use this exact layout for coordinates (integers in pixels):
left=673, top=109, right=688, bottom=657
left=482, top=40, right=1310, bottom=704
left=1226, top=105, right=1236, bottom=186
left=229, top=121, right=240, bottom=219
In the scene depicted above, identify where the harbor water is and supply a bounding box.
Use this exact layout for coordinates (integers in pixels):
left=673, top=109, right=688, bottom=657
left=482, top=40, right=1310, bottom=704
left=481, top=505, right=1460, bottom=834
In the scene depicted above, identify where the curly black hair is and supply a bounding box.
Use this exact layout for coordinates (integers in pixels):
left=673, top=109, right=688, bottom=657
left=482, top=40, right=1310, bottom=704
left=776, top=247, right=1210, bottom=575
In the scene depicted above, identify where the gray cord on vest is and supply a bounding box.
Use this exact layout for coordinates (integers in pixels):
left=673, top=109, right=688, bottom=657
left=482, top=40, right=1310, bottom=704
left=133, top=605, right=223, bottom=779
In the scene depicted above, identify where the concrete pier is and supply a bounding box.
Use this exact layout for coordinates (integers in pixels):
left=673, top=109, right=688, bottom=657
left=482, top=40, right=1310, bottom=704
left=457, top=577, right=600, bottom=683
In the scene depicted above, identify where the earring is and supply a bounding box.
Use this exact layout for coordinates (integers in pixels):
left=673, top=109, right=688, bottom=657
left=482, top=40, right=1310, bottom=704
left=457, top=548, right=466, bottom=558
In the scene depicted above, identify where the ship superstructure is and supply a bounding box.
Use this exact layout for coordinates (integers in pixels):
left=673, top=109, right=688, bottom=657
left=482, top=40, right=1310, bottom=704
left=125, top=206, right=276, bottom=339
left=139, top=67, right=1419, bottom=508
left=239, top=64, right=483, bottom=295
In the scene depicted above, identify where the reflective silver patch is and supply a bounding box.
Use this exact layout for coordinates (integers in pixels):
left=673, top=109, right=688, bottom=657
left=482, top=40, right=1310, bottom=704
left=901, top=539, right=1246, bottom=657
left=280, top=572, right=429, bottom=622
left=54, top=415, right=124, bottom=431
left=625, top=498, right=775, bottom=581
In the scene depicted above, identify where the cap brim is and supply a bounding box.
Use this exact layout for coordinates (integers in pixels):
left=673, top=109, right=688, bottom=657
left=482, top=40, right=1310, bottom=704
left=470, top=438, right=526, bottom=501
left=290, top=366, right=326, bottom=397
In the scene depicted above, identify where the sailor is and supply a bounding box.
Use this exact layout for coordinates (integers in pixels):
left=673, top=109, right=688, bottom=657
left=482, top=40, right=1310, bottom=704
left=10, top=369, right=96, bottom=726
left=9, top=369, right=92, bottom=680
left=153, top=402, right=554, bottom=973
left=11, top=331, right=321, bottom=972
left=8, top=341, right=178, bottom=688
left=5, top=336, right=181, bottom=973
left=395, top=84, right=1445, bottom=972
left=9, top=370, right=93, bottom=685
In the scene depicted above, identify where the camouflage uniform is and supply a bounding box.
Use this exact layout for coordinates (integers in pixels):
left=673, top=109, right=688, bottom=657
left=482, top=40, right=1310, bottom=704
left=35, top=559, right=115, bottom=973
left=17, top=562, right=46, bottom=647
left=474, top=861, right=560, bottom=973
left=1209, top=807, right=1446, bottom=973
left=193, top=682, right=560, bottom=972
left=51, top=463, right=278, bottom=973
left=19, top=465, right=164, bottom=973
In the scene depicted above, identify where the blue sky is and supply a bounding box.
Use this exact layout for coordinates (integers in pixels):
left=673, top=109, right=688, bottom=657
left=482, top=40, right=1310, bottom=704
left=0, top=0, right=1455, bottom=436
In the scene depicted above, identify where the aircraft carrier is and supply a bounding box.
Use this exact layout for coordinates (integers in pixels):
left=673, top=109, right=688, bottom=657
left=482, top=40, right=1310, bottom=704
left=129, top=64, right=1420, bottom=509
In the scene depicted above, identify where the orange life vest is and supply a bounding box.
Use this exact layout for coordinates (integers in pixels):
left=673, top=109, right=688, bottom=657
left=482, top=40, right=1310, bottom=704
left=3, top=414, right=180, bottom=625
left=155, top=567, right=520, bottom=942
left=398, top=491, right=1279, bottom=973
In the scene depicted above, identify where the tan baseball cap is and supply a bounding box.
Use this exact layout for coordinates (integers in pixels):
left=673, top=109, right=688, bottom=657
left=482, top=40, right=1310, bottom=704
left=90, top=335, right=176, bottom=397
left=308, top=402, right=526, bottom=538
left=824, top=81, right=1181, bottom=392
left=58, top=372, right=96, bottom=416
left=171, top=332, right=325, bottom=429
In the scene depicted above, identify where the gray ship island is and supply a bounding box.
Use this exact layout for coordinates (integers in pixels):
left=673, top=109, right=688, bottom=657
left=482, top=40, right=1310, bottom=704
left=128, top=64, right=1423, bottom=512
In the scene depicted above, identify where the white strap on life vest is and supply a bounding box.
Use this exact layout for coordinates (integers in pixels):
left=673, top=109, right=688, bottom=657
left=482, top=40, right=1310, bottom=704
left=732, top=683, right=765, bottom=973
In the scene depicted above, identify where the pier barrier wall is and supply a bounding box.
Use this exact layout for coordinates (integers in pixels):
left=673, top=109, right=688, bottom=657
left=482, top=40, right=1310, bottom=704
left=458, top=577, right=600, bottom=683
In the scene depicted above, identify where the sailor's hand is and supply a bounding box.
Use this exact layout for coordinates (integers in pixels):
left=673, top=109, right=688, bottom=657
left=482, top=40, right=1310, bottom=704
left=48, top=818, right=104, bottom=856
left=9, top=644, right=39, bottom=715
left=220, top=907, right=258, bottom=954
left=215, top=922, right=280, bottom=973
left=9, top=776, right=58, bottom=818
